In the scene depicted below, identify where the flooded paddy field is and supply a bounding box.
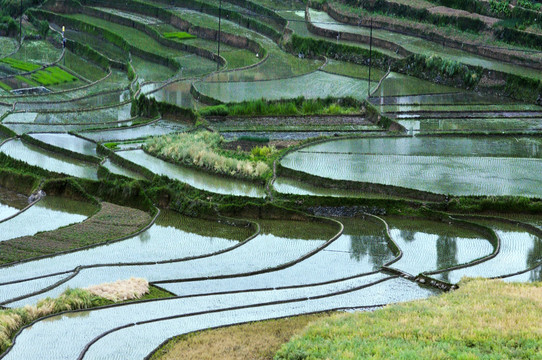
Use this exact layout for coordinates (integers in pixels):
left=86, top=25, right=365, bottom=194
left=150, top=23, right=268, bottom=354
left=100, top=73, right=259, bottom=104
left=431, top=219, right=542, bottom=283
left=78, top=120, right=187, bottom=142
left=29, top=133, right=97, bottom=156
left=308, top=9, right=542, bottom=80
left=6, top=218, right=339, bottom=306
left=3, top=276, right=436, bottom=360
left=3, top=103, right=132, bottom=125
left=385, top=216, right=494, bottom=276
left=281, top=137, right=542, bottom=197
left=196, top=71, right=373, bottom=103
left=0, top=139, right=98, bottom=180
left=0, top=210, right=251, bottom=288
left=116, top=149, right=266, bottom=197
left=0, top=196, right=94, bottom=243
left=0, top=187, right=28, bottom=221
left=143, top=81, right=200, bottom=109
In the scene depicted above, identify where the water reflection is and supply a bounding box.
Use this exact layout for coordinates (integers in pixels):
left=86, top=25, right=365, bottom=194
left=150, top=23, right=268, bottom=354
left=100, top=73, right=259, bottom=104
left=349, top=234, right=391, bottom=268
left=527, top=235, right=542, bottom=281
left=436, top=235, right=458, bottom=283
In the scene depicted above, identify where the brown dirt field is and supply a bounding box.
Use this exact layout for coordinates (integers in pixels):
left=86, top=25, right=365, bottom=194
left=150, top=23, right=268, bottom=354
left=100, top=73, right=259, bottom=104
left=150, top=313, right=333, bottom=360
left=211, top=115, right=369, bottom=128
left=0, top=202, right=152, bottom=264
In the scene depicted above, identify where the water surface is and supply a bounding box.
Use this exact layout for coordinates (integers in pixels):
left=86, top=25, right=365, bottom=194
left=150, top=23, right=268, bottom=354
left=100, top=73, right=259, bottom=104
left=117, top=149, right=266, bottom=198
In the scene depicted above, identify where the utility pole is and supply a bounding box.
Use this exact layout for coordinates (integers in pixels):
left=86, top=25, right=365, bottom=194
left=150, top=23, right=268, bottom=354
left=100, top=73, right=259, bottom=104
left=19, top=0, right=22, bottom=45
left=217, top=0, right=222, bottom=71
left=368, top=18, right=373, bottom=98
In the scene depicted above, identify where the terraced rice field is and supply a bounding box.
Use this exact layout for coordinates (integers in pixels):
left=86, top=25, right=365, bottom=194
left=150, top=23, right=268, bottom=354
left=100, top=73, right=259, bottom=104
left=0, top=0, right=541, bottom=358
left=196, top=71, right=374, bottom=102
left=280, top=137, right=542, bottom=197
left=116, top=149, right=267, bottom=197
left=0, top=139, right=99, bottom=180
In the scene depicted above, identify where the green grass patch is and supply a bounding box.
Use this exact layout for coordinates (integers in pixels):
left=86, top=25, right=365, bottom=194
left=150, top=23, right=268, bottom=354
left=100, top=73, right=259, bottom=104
left=199, top=97, right=364, bottom=117
left=0, top=57, right=41, bottom=72
left=275, top=278, right=542, bottom=360
left=63, top=51, right=107, bottom=82
left=29, top=66, right=78, bottom=86
left=0, top=81, right=11, bottom=91
left=237, top=135, right=270, bottom=143
left=163, top=31, right=196, bottom=40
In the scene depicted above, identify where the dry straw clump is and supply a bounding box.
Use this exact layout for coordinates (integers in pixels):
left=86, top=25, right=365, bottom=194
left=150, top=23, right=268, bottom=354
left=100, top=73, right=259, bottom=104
left=85, top=277, right=149, bottom=302
left=146, top=131, right=270, bottom=179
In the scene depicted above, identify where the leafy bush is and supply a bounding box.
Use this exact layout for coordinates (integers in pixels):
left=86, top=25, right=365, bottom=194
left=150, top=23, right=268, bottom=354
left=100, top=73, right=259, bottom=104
left=27, top=10, right=49, bottom=39
left=0, top=15, right=18, bottom=35
left=251, top=145, right=273, bottom=159
left=490, top=0, right=512, bottom=15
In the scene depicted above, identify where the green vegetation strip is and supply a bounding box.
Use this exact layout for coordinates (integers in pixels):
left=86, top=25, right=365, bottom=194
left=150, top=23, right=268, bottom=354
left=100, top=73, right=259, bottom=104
left=0, top=58, right=41, bottom=72
left=29, top=67, right=78, bottom=86
left=200, top=97, right=365, bottom=117
left=275, top=278, right=542, bottom=359
left=163, top=32, right=196, bottom=40
left=0, top=202, right=151, bottom=264
left=0, top=82, right=11, bottom=92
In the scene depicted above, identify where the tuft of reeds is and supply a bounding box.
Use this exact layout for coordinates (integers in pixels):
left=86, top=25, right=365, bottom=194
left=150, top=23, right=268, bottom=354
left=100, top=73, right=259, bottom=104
left=85, top=277, right=149, bottom=302
left=145, top=131, right=270, bottom=179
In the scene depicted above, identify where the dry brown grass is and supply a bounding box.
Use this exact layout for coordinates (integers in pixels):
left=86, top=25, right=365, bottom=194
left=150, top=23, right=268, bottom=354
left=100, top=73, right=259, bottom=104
left=85, top=277, right=149, bottom=302
left=150, top=313, right=333, bottom=360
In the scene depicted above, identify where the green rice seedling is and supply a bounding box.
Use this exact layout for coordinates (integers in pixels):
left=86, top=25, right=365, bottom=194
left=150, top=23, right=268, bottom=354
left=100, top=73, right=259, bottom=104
left=0, top=57, right=41, bottom=72
left=0, top=81, right=11, bottom=91
left=30, top=67, right=78, bottom=86
left=163, top=31, right=196, bottom=40
left=15, top=75, right=40, bottom=87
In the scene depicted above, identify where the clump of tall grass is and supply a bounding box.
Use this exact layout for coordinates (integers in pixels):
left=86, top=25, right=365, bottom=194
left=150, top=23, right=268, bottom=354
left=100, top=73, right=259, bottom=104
left=0, top=279, right=150, bottom=353
left=145, top=131, right=271, bottom=179
left=198, top=97, right=362, bottom=117
left=85, top=278, right=149, bottom=302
